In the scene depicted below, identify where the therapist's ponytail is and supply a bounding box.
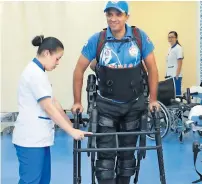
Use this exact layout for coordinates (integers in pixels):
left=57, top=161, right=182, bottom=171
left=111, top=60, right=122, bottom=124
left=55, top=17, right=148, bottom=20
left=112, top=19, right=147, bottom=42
left=32, top=35, right=64, bottom=55
left=176, top=40, right=181, bottom=46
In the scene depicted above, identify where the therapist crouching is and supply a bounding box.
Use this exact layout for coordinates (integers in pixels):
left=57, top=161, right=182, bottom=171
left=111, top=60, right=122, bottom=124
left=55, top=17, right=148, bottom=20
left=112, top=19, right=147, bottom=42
left=12, top=35, right=92, bottom=184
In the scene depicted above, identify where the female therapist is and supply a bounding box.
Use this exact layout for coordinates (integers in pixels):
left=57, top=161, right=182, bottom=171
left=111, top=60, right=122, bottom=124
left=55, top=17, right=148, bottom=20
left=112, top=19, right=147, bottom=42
left=12, top=35, right=92, bottom=184
left=166, top=31, right=184, bottom=96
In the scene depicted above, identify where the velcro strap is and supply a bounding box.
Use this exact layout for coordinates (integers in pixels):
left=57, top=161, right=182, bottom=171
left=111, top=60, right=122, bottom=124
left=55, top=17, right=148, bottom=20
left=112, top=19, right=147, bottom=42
left=98, top=116, right=114, bottom=127
left=95, top=159, right=115, bottom=180
left=96, top=170, right=115, bottom=180
left=96, top=159, right=115, bottom=170
left=117, top=168, right=136, bottom=177
left=117, top=159, right=136, bottom=177
left=121, top=119, right=140, bottom=131
left=117, top=159, right=136, bottom=168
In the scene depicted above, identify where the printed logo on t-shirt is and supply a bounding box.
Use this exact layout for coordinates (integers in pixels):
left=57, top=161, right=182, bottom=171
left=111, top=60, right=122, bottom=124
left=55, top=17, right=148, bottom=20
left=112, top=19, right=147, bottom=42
left=101, top=47, right=112, bottom=65
left=129, top=45, right=138, bottom=57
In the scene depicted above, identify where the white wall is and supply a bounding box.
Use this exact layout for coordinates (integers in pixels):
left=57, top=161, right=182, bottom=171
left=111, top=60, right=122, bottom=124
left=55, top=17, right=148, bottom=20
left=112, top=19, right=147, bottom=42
left=1, top=1, right=106, bottom=112
left=1, top=1, right=200, bottom=112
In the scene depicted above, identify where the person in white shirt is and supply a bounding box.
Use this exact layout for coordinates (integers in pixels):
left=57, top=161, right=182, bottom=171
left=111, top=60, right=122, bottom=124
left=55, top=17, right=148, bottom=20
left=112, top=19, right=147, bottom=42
left=12, top=35, right=92, bottom=184
left=165, top=31, right=184, bottom=96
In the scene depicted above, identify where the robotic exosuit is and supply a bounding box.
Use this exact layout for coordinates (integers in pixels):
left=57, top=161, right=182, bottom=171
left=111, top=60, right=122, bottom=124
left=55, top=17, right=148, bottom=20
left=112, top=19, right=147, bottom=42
left=92, top=26, right=149, bottom=183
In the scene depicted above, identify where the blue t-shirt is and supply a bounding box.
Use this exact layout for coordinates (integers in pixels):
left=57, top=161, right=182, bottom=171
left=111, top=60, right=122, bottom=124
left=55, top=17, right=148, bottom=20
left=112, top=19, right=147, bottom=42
left=81, top=24, right=154, bottom=68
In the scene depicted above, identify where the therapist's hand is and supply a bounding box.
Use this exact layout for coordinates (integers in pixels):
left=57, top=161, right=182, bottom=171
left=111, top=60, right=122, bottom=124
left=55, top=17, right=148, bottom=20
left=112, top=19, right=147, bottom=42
left=71, top=103, right=84, bottom=114
left=70, top=128, right=93, bottom=140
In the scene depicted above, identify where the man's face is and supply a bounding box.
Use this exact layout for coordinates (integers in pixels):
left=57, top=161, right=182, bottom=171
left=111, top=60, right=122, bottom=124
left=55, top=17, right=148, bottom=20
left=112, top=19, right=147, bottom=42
left=106, top=8, right=129, bottom=33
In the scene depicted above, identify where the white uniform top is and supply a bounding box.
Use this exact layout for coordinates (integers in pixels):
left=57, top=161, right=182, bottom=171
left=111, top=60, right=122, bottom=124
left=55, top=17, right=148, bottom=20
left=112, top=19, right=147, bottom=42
left=12, top=58, right=55, bottom=147
left=166, top=44, right=184, bottom=77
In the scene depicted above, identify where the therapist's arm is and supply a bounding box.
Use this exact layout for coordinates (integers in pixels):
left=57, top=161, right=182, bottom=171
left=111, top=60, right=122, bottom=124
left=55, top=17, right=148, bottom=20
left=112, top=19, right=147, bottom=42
left=53, top=97, right=72, bottom=127
left=176, top=59, right=183, bottom=78
left=39, top=97, right=92, bottom=139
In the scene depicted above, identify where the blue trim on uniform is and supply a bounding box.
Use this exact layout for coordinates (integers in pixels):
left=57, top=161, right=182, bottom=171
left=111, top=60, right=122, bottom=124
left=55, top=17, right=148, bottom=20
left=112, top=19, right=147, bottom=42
left=177, top=58, right=184, bottom=60
left=14, top=145, right=51, bottom=184
left=171, top=43, right=177, bottom=48
left=38, top=116, right=51, bottom=120
left=33, top=58, right=45, bottom=72
left=37, top=96, right=51, bottom=102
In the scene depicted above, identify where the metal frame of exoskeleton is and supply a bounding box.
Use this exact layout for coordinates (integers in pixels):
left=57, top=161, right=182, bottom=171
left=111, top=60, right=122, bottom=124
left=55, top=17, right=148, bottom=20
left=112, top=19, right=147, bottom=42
left=192, top=141, right=202, bottom=183
left=73, top=74, right=167, bottom=184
